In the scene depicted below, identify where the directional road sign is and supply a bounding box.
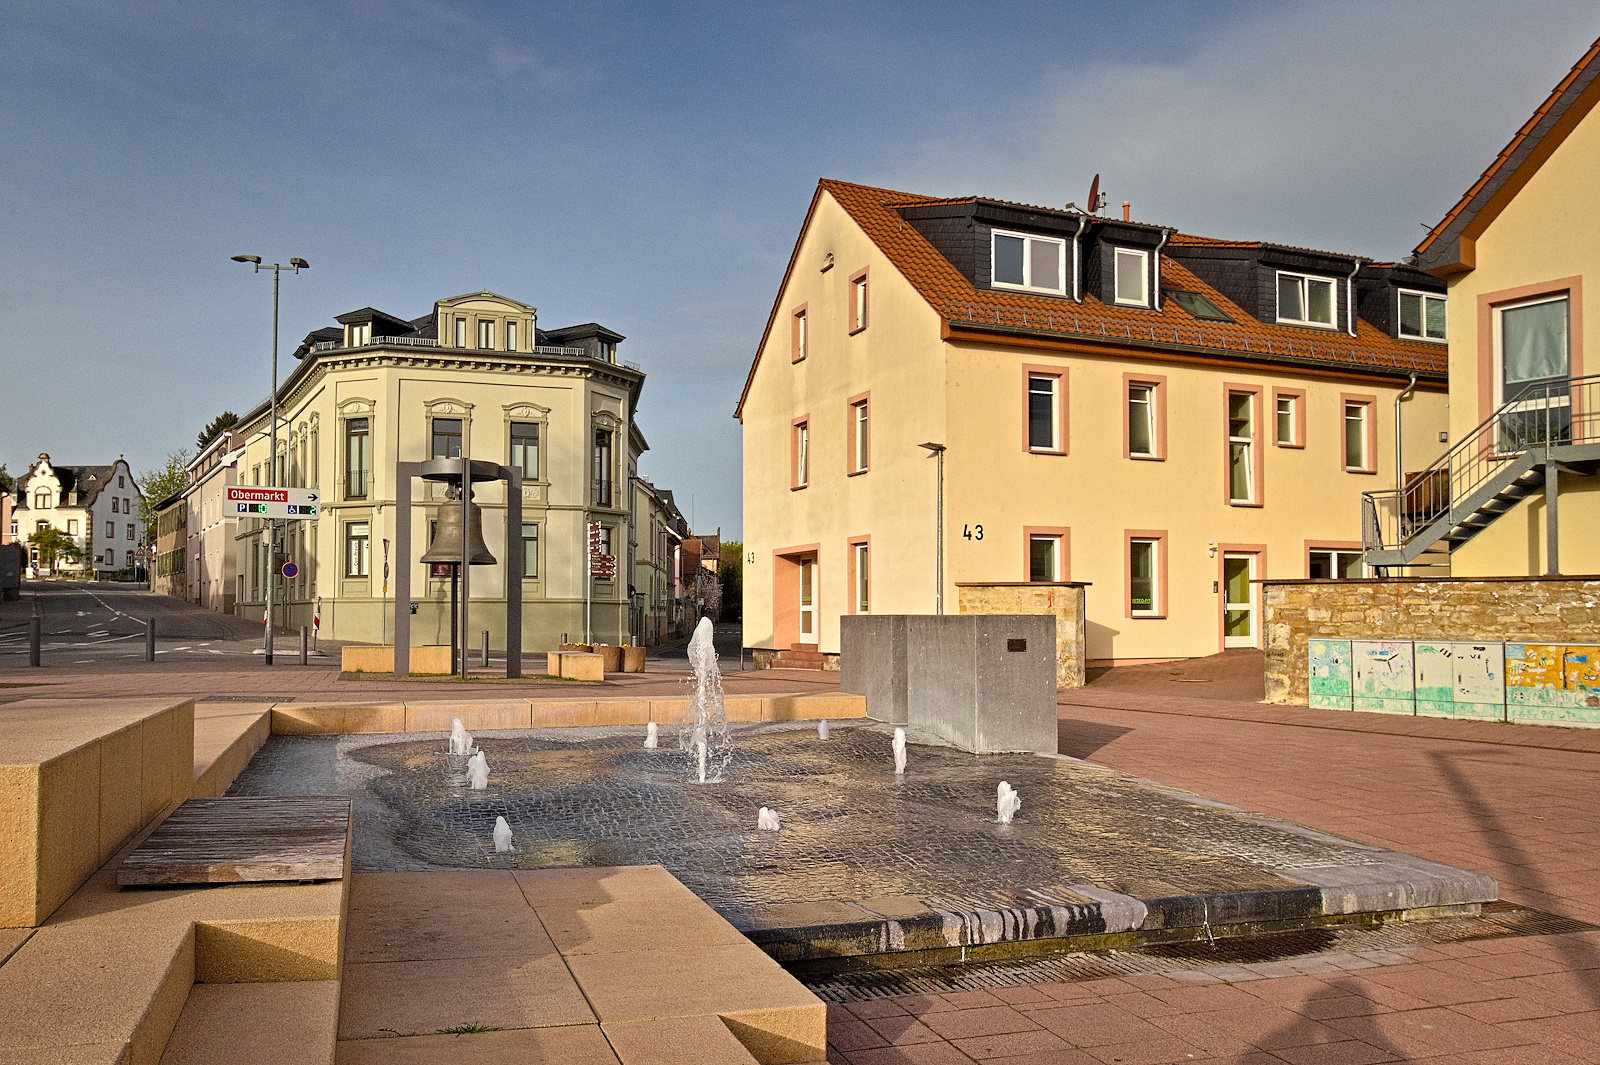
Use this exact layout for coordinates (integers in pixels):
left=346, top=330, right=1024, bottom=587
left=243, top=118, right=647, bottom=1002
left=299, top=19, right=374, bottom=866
left=226, top=486, right=321, bottom=520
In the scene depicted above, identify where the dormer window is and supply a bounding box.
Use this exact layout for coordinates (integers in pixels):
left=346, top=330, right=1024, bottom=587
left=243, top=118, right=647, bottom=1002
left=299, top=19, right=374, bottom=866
left=1399, top=291, right=1446, bottom=341
left=1114, top=248, right=1149, bottom=307
left=505, top=321, right=518, bottom=351
left=1277, top=272, right=1337, bottom=328
left=454, top=317, right=466, bottom=347
left=992, top=230, right=1065, bottom=295
left=477, top=319, right=495, bottom=349
left=349, top=323, right=370, bottom=346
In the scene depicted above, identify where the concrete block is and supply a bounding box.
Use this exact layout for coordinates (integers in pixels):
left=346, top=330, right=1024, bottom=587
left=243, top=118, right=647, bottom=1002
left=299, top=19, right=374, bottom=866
left=530, top=701, right=598, bottom=728
left=839, top=615, right=908, bottom=724
left=336, top=953, right=595, bottom=1040
left=340, top=645, right=450, bottom=675
left=333, top=1026, right=620, bottom=1065
left=157, top=981, right=339, bottom=1065
left=621, top=646, right=647, bottom=673
left=195, top=917, right=343, bottom=982
left=590, top=700, right=649, bottom=727
left=723, top=698, right=763, bottom=723
left=904, top=615, right=1058, bottom=754
left=406, top=702, right=532, bottom=734
left=761, top=694, right=866, bottom=721
left=557, top=653, right=605, bottom=682
left=649, top=700, right=689, bottom=724
left=604, top=1016, right=761, bottom=1064
left=99, top=723, right=145, bottom=866
left=269, top=706, right=347, bottom=735
left=338, top=704, right=408, bottom=735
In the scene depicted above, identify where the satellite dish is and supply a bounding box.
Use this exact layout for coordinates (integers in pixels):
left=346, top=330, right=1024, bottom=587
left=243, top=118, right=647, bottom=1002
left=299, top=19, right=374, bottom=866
left=1087, top=174, right=1100, bottom=215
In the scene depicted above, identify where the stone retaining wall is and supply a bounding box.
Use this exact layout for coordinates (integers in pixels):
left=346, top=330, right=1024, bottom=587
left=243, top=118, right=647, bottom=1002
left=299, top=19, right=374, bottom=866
left=1263, top=576, right=1600, bottom=704
left=957, top=582, right=1088, bottom=688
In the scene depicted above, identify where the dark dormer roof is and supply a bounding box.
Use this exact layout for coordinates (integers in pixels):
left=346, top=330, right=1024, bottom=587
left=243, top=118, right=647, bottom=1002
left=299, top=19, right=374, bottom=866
left=542, top=323, right=626, bottom=344
left=334, top=307, right=415, bottom=335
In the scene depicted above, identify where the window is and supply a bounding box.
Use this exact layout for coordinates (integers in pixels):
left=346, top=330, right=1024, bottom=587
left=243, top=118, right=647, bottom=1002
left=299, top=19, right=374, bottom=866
left=112, top=497, right=120, bottom=513
left=848, top=397, right=869, bottom=474
left=453, top=317, right=466, bottom=346
left=106, top=521, right=114, bottom=538
left=991, top=230, right=1065, bottom=295
left=118, top=475, right=125, bottom=488
left=1273, top=389, right=1304, bottom=448
left=851, top=541, right=870, bottom=614
left=1114, top=248, right=1149, bottom=306
left=431, top=418, right=463, bottom=460
left=67, top=520, right=77, bottom=535
left=510, top=422, right=539, bottom=479
left=1277, top=272, right=1337, bottom=327
left=478, top=318, right=494, bottom=349
left=349, top=323, right=370, bottom=346
left=126, top=551, right=133, bottom=568
left=1399, top=291, right=1446, bottom=341
left=505, top=320, right=517, bottom=351
left=127, top=524, right=134, bottom=540
left=1497, top=295, right=1571, bottom=449
left=1128, top=535, right=1163, bottom=617
left=1343, top=398, right=1374, bottom=471
left=1029, top=536, right=1060, bottom=582
left=36, top=521, right=49, bottom=533
left=345, top=417, right=370, bottom=498
left=345, top=521, right=370, bottom=577
left=1164, top=289, right=1233, bottom=322
left=104, top=550, right=113, bottom=565
left=593, top=429, right=614, bottom=506
left=791, top=307, right=807, bottom=362
left=522, top=523, right=539, bottom=578
left=1227, top=390, right=1256, bottom=503
left=1309, top=549, right=1363, bottom=579
left=1026, top=372, right=1063, bottom=451
left=34, top=490, right=50, bottom=509
left=849, top=271, right=869, bottom=332
left=792, top=419, right=809, bottom=488
left=1128, top=383, right=1156, bottom=457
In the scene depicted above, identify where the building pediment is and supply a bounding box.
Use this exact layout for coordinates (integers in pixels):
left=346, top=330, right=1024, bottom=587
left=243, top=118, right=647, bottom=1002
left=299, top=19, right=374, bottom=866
left=436, top=291, right=536, bottom=314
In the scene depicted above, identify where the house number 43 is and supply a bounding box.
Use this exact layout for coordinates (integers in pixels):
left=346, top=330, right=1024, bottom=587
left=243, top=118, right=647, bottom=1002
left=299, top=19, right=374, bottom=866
left=962, top=525, right=983, bottom=540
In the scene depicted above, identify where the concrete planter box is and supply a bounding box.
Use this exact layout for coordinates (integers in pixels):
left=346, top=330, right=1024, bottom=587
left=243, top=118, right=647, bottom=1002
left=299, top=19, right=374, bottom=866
left=592, top=644, right=624, bottom=672
left=622, top=646, right=647, bottom=672
left=341, top=645, right=450, bottom=675
left=546, top=651, right=604, bottom=682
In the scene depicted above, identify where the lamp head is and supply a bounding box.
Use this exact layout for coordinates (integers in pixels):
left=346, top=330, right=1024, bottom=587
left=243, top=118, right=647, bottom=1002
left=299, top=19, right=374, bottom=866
left=289, top=257, right=309, bottom=269
left=231, top=254, right=262, bottom=265
left=917, top=442, right=946, bottom=454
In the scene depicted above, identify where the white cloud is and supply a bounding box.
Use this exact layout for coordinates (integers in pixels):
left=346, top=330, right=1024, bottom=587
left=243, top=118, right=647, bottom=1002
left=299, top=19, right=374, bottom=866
left=888, top=0, right=1600, bottom=258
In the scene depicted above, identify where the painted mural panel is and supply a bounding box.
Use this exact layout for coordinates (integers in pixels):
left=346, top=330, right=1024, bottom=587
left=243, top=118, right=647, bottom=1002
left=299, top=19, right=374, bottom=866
left=1308, top=639, right=1352, bottom=710
left=1452, top=642, right=1506, bottom=719
left=1413, top=642, right=1455, bottom=718
left=1506, top=644, right=1600, bottom=725
left=1352, top=640, right=1415, bottom=715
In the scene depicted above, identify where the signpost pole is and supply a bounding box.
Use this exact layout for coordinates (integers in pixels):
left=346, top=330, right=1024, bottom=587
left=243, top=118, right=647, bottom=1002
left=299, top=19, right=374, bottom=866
left=381, top=539, right=390, bottom=646
left=585, top=522, right=593, bottom=647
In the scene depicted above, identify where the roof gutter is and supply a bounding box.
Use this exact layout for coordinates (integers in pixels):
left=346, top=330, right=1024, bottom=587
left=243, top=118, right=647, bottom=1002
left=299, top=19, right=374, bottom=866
left=1395, top=370, right=1419, bottom=500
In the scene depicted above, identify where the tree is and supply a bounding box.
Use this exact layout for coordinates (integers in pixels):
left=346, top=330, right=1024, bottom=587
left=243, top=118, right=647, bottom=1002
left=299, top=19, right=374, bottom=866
left=719, top=540, right=743, bottom=622
left=138, top=449, right=192, bottom=531
left=0, top=464, right=12, bottom=492
left=28, top=526, right=81, bottom=570
left=196, top=411, right=238, bottom=451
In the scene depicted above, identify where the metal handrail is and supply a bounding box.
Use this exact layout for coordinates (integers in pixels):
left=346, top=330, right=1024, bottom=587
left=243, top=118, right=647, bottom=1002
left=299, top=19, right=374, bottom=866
left=1362, top=372, right=1599, bottom=553
left=942, top=298, right=1447, bottom=376
left=311, top=336, right=587, bottom=357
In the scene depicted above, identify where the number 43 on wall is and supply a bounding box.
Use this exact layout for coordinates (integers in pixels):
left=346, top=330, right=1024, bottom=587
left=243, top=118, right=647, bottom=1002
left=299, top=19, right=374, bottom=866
left=963, top=525, right=983, bottom=540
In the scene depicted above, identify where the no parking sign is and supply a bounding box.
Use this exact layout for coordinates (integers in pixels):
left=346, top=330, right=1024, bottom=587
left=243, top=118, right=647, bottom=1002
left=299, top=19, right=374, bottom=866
left=281, top=561, right=298, bottom=579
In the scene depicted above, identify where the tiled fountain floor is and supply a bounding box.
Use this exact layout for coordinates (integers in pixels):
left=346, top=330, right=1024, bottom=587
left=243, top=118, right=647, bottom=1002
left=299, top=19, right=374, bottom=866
left=226, top=722, right=1490, bottom=952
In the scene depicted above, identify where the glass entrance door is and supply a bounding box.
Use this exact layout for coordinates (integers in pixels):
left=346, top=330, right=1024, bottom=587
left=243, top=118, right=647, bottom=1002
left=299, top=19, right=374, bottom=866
left=1222, top=553, right=1256, bottom=648
left=798, top=557, right=816, bottom=642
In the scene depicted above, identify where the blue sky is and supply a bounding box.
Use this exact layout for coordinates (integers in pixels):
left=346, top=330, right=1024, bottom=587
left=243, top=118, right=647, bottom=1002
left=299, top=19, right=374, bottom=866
left=2, top=0, right=1596, bottom=538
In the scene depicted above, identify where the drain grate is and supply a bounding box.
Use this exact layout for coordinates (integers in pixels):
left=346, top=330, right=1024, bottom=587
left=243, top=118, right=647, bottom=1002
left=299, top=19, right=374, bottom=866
left=200, top=695, right=292, bottom=703
left=803, top=902, right=1598, bottom=1002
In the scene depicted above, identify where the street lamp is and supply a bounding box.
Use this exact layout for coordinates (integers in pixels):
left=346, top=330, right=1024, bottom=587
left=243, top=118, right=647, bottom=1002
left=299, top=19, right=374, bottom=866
left=918, top=442, right=946, bottom=615
left=232, top=254, right=309, bottom=665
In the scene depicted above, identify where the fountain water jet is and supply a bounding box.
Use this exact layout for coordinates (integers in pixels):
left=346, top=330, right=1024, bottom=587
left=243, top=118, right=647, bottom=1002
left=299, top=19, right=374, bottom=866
left=893, top=728, right=907, bottom=776
left=467, top=751, right=490, bottom=790
left=997, top=781, right=1021, bottom=824
left=757, top=807, right=780, bottom=832
left=493, top=816, right=515, bottom=852
left=645, top=722, right=658, bottom=749
left=677, top=617, right=731, bottom=783
left=448, top=719, right=474, bottom=756
left=817, top=719, right=829, bottom=740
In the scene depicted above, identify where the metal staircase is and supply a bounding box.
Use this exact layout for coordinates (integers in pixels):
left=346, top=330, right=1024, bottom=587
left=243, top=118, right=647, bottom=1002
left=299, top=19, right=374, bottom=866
left=1363, top=374, right=1600, bottom=569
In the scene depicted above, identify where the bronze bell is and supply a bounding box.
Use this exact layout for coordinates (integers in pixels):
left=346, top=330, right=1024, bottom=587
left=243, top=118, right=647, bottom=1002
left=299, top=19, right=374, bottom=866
left=421, top=490, right=497, bottom=566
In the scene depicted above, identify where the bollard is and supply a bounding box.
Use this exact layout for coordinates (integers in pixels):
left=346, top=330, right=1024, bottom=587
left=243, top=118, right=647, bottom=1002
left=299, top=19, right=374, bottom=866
left=481, top=629, right=489, bottom=668
left=299, top=626, right=308, bottom=665
left=145, top=618, right=155, bottom=662
left=28, top=616, right=41, bottom=667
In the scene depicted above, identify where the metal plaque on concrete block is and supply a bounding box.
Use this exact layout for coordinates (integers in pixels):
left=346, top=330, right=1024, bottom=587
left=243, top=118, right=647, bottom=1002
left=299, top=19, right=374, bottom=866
left=1352, top=640, right=1415, bottom=715
left=1413, top=642, right=1455, bottom=718
left=1506, top=644, right=1600, bottom=724
left=1308, top=639, right=1352, bottom=710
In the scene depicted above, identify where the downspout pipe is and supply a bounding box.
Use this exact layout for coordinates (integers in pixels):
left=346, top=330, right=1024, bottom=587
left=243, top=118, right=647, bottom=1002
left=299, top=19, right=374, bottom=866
left=1395, top=370, right=1418, bottom=503
left=1153, top=228, right=1171, bottom=310
left=1070, top=213, right=1085, bottom=303
left=1346, top=260, right=1361, bottom=337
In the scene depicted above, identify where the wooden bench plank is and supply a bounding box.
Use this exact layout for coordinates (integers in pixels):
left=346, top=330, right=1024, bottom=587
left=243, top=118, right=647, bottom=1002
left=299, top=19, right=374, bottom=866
left=118, top=797, right=351, bottom=886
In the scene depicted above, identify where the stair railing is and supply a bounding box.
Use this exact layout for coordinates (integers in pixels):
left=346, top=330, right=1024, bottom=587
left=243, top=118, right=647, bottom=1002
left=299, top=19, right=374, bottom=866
left=1362, top=373, right=1598, bottom=554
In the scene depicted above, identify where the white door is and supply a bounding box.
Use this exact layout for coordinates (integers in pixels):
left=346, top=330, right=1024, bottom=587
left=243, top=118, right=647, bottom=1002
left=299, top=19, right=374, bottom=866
left=1222, top=553, right=1257, bottom=648
left=798, top=558, right=816, bottom=642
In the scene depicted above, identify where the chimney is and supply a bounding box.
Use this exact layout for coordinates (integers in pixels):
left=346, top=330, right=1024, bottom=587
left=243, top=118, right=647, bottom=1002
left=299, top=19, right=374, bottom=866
left=1122, top=201, right=1131, bottom=222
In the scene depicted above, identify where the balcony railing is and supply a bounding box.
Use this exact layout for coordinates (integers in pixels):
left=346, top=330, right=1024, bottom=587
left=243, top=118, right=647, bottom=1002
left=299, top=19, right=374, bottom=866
left=312, top=336, right=585, bottom=357
left=1362, top=373, right=1599, bottom=555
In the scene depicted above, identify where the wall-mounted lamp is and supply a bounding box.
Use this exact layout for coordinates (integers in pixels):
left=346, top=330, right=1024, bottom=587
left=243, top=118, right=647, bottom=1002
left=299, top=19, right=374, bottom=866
left=1207, top=541, right=1217, bottom=558
left=821, top=252, right=834, bottom=272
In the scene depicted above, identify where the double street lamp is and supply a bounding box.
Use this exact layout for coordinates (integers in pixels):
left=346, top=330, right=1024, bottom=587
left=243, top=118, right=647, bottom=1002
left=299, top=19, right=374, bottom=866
left=231, top=254, right=309, bottom=665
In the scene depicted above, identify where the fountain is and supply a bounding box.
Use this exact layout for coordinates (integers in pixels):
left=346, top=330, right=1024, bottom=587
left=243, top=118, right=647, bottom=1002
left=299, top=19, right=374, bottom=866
left=997, top=781, right=1021, bottom=824
left=492, top=815, right=514, bottom=852
left=645, top=722, right=658, bottom=749
left=893, top=727, right=907, bottom=776
left=678, top=617, right=731, bottom=783
left=757, top=807, right=781, bottom=832
left=817, top=719, right=829, bottom=740
left=448, top=719, right=474, bottom=756
left=467, top=750, right=490, bottom=790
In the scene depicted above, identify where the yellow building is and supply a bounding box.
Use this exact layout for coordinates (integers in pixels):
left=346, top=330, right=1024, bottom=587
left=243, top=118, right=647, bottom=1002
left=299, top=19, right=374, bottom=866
left=1370, top=37, right=1600, bottom=577
left=738, top=181, right=1451, bottom=666
left=227, top=291, right=646, bottom=650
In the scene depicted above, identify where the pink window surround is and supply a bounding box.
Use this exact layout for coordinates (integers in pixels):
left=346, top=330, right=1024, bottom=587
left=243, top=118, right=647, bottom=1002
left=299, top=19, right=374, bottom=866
left=848, top=269, right=869, bottom=334
left=1340, top=392, right=1379, bottom=474
left=1272, top=387, right=1306, bottom=448
left=846, top=391, right=870, bottom=475
left=1022, top=526, right=1071, bottom=583
left=1125, top=529, right=1168, bottom=619
left=1222, top=383, right=1265, bottom=508
left=790, top=304, right=808, bottom=363
left=847, top=535, right=870, bottom=614
left=1475, top=276, right=1584, bottom=427
left=1122, top=372, right=1167, bottom=460
left=1022, top=364, right=1069, bottom=456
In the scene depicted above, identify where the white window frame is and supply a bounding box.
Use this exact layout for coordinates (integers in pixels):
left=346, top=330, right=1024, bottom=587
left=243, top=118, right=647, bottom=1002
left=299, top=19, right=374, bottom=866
left=795, top=422, right=809, bottom=487
left=1344, top=401, right=1370, bottom=471
left=1493, top=293, right=1571, bottom=408
left=1128, top=537, right=1161, bottom=617
left=1309, top=549, right=1364, bottom=580
left=1128, top=382, right=1156, bottom=457
left=990, top=229, right=1068, bottom=296
left=505, top=320, right=518, bottom=351
left=1029, top=535, right=1062, bottom=583
left=477, top=318, right=495, bottom=349
left=1114, top=247, right=1150, bottom=307
left=1027, top=374, right=1059, bottom=451
left=1397, top=289, right=1447, bottom=342
left=1227, top=391, right=1256, bottom=504
left=852, top=400, right=869, bottom=473
left=853, top=542, right=870, bottom=614
left=1275, top=394, right=1296, bottom=445
left=1276, top=271, right=1338, bottom=328
left=453, top=316, right=466, bottom=346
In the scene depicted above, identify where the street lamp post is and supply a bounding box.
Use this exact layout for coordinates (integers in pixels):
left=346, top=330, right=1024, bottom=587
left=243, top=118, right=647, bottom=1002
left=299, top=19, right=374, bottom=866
left=231, top=254, right=309, bottom=665
left=918, top=442, right=946, bottom=615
